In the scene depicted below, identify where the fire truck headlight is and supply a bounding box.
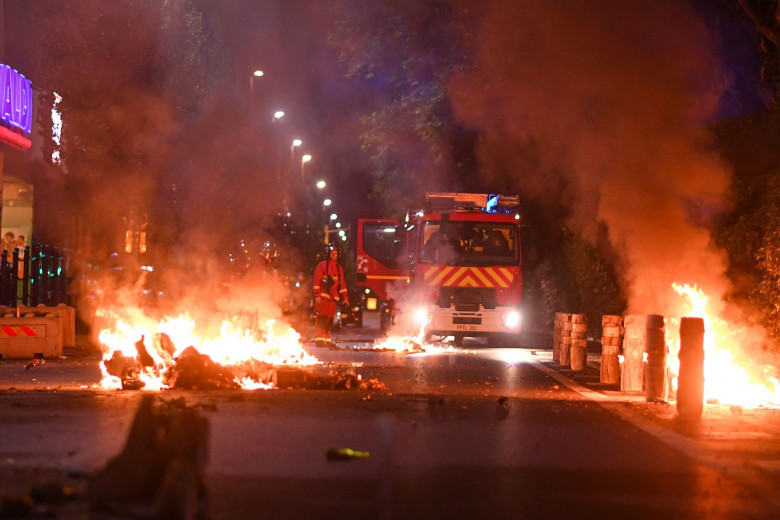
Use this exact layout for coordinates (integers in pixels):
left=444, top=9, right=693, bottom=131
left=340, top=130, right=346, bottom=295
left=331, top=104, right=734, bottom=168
left=502, top=310, right=521, bottom=329
left=414, top=307, right=430, bottom=327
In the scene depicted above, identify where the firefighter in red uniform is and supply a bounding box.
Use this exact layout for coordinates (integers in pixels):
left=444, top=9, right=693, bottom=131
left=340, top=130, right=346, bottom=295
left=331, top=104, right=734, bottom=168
left=312, top=243, right=349, bottom=347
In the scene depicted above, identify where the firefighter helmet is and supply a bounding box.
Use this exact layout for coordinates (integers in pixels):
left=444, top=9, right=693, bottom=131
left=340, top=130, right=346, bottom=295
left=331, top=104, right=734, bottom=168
left=325, top=242, right=340, bottom=260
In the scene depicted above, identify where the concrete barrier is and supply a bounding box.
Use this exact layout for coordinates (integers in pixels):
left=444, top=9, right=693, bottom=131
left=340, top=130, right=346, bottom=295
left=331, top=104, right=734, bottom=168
left=1, top=304, right=76, bottom=348
left=0, top=316, right=63, bottom=359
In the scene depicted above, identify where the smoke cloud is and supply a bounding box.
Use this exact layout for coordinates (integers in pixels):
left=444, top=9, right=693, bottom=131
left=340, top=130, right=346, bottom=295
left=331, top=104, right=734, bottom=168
left=451, top=0, right=734, bottom=317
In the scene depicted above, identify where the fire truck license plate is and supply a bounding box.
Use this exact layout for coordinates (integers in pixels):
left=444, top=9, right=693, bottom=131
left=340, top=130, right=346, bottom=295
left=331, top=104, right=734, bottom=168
left=456, top=325, right=478, bottom=331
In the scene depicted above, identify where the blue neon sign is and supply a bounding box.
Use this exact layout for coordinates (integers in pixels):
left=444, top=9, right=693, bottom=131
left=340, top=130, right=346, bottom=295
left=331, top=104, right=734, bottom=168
left=0, top=64, right=33, bottom=134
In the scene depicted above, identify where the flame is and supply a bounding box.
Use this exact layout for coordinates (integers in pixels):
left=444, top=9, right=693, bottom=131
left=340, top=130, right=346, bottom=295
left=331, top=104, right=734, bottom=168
left=371, top=306, right=457, bottom=353
left=96, top=306, right=319, bottom=390
left=669, top=283, right=780, bottom=408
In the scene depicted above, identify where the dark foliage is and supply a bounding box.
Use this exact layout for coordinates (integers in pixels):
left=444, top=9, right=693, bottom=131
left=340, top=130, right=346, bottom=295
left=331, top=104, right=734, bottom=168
left=713, top=109, right=780, bottom=349
left=329, top=0, right=480, bottom=217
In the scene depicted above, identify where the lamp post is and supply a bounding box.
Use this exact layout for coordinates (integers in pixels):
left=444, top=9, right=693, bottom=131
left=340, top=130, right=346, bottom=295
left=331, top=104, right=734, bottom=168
left=291, top=139, right=302, bottom=160
left=301, top=154, right=312, bottom=181
left=250, top=69, right=264, bottom=100
left=322, top=199, right=333, bottom=244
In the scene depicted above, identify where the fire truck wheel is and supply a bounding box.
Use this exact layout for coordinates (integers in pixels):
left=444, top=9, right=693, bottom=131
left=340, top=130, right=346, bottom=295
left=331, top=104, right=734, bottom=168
left=453, top=334, right=464, bottom=347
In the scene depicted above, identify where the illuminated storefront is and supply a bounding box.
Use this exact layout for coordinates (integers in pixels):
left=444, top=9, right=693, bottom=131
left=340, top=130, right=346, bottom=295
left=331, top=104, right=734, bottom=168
left=0, top=63, right=34, bottom=151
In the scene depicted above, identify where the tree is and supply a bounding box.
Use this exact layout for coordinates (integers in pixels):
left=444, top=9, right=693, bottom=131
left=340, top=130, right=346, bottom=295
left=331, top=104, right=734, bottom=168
left=712, top=110, right=780, bottom=350
left=329, top=0, right=479, bottom=215
left=736, top=0, right=780, bottom=106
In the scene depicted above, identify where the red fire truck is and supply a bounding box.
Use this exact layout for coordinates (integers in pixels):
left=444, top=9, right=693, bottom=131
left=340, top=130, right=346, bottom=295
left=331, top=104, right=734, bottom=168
left=356, top=193, right=523, bottom=345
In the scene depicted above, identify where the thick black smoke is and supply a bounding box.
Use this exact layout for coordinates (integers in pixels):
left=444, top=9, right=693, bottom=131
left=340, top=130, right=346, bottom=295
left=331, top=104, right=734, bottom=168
left=451, top=0, right=734, bottom=316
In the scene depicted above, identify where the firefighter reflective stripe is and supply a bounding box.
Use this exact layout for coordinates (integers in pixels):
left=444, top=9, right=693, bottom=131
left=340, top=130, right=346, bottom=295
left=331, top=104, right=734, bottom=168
left=422, top=266, right=514, bottom=288
left=0, top=326, right=40, bottom=337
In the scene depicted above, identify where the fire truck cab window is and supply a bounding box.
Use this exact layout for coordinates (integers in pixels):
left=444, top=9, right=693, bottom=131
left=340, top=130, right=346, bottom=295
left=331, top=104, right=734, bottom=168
left=420, top=221, right=518, bottom=266
left=363, top=223, right=401, bottom=268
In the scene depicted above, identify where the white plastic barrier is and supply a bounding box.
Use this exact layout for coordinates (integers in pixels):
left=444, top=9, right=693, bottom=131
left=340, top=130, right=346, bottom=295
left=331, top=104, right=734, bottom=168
left=0, top=316, right=62, bottom=359
left=0, top=304, right=76, bottom=348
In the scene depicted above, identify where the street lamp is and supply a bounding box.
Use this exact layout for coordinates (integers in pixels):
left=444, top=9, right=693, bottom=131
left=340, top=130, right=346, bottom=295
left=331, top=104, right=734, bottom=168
left=301, top=154, right=312, bottom=180
left=250, top=69, right=264, bottom=99
left=316, top=180, right=326, bottom=189
left=273, top=110, right=285, bottom=122
left=291, top=139, right=302, bottom=160
left=323, top=198, right=332, bottom=207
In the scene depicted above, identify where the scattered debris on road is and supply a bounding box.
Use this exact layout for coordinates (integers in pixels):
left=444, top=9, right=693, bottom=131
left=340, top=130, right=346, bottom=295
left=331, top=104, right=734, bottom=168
left=325, top=448, right=370, bottom=461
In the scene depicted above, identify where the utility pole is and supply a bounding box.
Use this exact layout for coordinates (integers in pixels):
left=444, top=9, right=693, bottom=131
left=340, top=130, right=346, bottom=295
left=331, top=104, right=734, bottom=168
left=323, top=224, right=350, bottom=245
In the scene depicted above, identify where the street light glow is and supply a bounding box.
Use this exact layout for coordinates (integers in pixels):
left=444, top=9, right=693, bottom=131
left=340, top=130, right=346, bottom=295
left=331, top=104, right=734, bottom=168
left=323, top=198, right=332, bottom=207
left=292, top=139, right=302, bottom=147
left=329, top=213, right=337, bottom=220
left=253, top=70, right=264, bottom=77
left=274, top=110, right=285, bottom=119
left=316, top=180, right=326, bottom=189
left=301, top=154, right=312, bottom=181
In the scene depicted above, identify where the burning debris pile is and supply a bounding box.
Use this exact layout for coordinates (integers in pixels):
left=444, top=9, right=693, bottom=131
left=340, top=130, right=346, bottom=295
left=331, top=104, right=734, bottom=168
left=98, top=315, right=312, bottom=391
left=103, top=334, right=275, bottom=390
left=98, top=313, right=387, bottom=391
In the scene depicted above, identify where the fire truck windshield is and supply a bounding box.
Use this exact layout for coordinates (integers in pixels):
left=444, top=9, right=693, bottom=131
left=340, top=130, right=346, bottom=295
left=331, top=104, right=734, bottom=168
left=419, top=221, right=519, bottom=266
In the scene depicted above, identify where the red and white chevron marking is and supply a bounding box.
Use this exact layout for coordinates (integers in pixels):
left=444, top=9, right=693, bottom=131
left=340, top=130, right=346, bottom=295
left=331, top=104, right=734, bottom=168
left=421, top=265, right=516, bottom=288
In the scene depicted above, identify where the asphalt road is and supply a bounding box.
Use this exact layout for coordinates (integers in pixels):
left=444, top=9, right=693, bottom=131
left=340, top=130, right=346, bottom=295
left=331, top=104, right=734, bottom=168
left=1, top=312, right=779, bottom=519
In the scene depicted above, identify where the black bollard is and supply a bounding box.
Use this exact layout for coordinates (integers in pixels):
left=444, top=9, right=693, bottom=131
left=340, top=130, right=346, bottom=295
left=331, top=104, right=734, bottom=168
left=677, top=317, right=705, bottom=418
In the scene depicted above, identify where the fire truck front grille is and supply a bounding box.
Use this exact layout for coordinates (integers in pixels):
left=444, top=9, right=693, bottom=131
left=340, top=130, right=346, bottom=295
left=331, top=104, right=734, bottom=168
left=453, top=317, right=482, bottom=325
left=438, top=287, right=497, bottom=310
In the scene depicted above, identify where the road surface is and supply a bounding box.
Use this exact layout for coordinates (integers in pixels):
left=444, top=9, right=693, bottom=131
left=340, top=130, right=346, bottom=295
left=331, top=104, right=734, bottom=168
left=0, top=311, right=778, bottom=519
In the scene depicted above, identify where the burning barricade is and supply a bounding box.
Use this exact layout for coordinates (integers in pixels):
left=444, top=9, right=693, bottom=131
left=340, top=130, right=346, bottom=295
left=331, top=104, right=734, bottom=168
left=553, top=283, right=780, bottom=412
left=97, top=311, right=386, bottom=391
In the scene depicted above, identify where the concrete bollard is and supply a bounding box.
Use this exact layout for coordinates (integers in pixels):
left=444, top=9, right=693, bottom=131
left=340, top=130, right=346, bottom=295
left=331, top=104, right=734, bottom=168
left=621, top=315, right=646, bottom=392
left=600, top=315, right=623, bottom=384
left=558, top=313, right=573, bottom=366
left=677, top=317, right=705, bottom=418
left=552, top=313, right=571, bottom=363
left=560, top=336, right=571, bottom=367
left=569, top=314, right=588, bottom=371
left=644, top=314, right=668, bottom=402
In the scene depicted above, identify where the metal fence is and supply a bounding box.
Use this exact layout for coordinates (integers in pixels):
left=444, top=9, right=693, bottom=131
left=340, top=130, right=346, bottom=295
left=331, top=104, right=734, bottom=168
left=0, top=244, right=70, bottom=307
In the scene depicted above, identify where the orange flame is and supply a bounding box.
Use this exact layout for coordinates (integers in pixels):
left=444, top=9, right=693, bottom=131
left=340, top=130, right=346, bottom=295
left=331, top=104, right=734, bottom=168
left=669, top=283, right=780, bottom=408
left=96, top=306, right=319, bottom=390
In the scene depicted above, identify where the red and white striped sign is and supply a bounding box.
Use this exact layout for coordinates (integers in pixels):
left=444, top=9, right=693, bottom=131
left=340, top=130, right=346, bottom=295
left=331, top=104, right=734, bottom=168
left=0, top=326, right=41, bottom=338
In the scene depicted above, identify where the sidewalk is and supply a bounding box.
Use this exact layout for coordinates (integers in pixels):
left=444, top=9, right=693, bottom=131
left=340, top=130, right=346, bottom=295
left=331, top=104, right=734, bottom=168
left=528, top=340, right=780, bottom=511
